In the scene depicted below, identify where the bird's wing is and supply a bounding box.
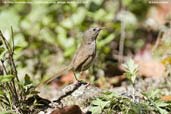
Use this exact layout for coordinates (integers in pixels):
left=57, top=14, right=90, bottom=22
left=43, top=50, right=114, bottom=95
left=71, top=44, right=94, bottom=71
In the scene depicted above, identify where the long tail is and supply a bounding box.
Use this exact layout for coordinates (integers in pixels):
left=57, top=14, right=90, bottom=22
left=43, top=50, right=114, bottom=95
left=36, top=65, right=72, bottom=88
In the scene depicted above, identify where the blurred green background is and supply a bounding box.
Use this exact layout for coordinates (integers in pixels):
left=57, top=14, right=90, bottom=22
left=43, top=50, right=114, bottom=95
left=0, top=0, right=153, bottom=84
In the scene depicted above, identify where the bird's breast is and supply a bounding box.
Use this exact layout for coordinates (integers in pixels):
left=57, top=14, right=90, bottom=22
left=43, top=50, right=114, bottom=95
left=75, top=41, right=96, bottom=71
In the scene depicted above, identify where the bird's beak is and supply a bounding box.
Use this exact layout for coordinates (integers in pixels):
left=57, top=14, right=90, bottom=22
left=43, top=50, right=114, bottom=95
left=97, top=28, right=102, bottom=31
left=98, top=27, right=106, bottom=31
left=101, top=27, right=107, bottom=30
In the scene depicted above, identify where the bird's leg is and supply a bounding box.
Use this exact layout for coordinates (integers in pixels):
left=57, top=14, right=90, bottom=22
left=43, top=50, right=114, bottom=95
left=73, top=72, right=88, bottom=85
left=73, top=72, right=79, bottom=81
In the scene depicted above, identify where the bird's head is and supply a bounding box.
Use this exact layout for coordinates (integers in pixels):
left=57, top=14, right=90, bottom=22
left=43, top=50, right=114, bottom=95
left=83, top=27, right=102, bottom=43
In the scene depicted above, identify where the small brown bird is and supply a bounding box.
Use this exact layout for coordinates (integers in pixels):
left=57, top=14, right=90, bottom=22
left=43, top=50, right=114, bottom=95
left=43, top=27, right=102, bottom=84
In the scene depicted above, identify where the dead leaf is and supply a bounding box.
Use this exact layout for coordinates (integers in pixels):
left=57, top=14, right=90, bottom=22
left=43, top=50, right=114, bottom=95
left=135, top=59, right=165, bottom=78
left=134, top=45, right=165, bottom=78
left=51, top=105, right=84, bottom=114
left=161, top=95, right=171, bottom=102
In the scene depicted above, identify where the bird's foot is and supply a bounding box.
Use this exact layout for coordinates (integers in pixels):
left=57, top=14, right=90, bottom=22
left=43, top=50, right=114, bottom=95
left=76, top=80, right=91, bottom=88
left=76, top=80, right=87, bottom=85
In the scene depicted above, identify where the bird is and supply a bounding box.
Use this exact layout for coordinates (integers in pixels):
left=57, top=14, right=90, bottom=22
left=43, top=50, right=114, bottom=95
left=42, top=27, right=102, bottom=85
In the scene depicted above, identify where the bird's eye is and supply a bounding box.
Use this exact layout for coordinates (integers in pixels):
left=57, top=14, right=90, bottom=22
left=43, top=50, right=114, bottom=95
left=93, top=28, right=96, bottom=31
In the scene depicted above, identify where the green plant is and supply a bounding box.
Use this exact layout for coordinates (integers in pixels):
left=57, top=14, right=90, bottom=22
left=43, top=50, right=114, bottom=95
left=122, top=58, right=138, bottom=102
left=122, top=58, right=138, bottom=84
left=143, top=89, right=171, bottom=114
left=89, top=90, right=171, bottom=114
left=0, top=30, right=44, bottom=114
left=89, top=91, right=149, bottom=114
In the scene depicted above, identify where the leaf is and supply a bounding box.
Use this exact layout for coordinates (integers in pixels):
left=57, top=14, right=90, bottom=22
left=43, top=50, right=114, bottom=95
left=90, top=98, right=110, bottom=114
left=0, top=9, right=19, bottom=31
left=161, top=56, right=171, bottom=65
left=14, top=46, right=23, bottom=50
left=64, top=44, right=76, bottom=57
left=0, top=46, right=5, bottom=54
left=123, top=0, right=132, bottom=6
left=148, top=89, right=160, bottom=99
left=24, top=74, right=32, bottom=85
left=91, top=98, right=109, bottom=107
left=0, top=111, right=16, bottom=114
left=98, top=33, right=115, bottom=48
left=156, top=101, right=169, bottom=107
left=61, top=7, right=86, bottom=28
left=0, top=90, right=4, bottom=97
left=100, top=91, right=118, bottom=100
left=56, top=26, right=67, bottom=49
left=157, top=106, right=168, bottom=114
left=89, top=106, right=102, bottom=114
left=0, top=75, right=14, bottom=83
left=30, top=90, right=39, bottom=95
left=13, top=33, right=27, bottom=48
left=94, top=9, right=106, bottom=21
left=116, top=10, right=138, bottom=29
left=122, top=59, right=138, bottom=83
